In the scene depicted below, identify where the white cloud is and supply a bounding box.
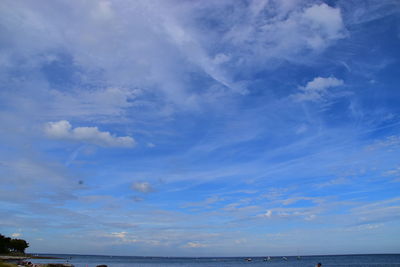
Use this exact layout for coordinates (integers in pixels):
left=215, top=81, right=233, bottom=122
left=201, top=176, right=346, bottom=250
left=301, top=3, right=345, bottom=48
left=110, top=231, right=127, bottom=239
left=304, top=76, right=344, bottom=91
left=257, top=210, right=273, bottom=218
left=257, top=206, right=321, bottom=221
left=292, top=76, right=344, bottom=102
left=344, top=223, right=384, bottom=232
left=131, top=182, right=153, bottom=193
left=44, top=120, right=135, bottom=148
left=0, top=0, right=347, bottom=117
left=11, top=233, right=21, bottom=238
left=102, top=231, right=164, bottom=246
left=105, top=232, right=141, bottom=244
left=222, top=2, right=345, bottom=67
left=183, top=241, right=207, bottom=248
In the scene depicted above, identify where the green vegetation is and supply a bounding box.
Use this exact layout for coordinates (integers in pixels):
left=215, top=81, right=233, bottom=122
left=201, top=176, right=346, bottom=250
left=0, top=261, right=18, bottom=267
left=0, top=234, right=29, bottom=255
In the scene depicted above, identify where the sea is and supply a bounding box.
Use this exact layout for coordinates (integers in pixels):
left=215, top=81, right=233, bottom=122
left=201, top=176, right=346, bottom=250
left=26, top=254, right=400, bottom=267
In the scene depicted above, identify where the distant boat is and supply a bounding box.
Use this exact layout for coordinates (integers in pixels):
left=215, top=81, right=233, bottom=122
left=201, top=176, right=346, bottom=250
left=282, top=256, right=288, bottom=261
left=263, top=256, right=271, bottom=261
left=245, top=258, right=252, bottom=261
left=297, top=256, right=301, bottom=260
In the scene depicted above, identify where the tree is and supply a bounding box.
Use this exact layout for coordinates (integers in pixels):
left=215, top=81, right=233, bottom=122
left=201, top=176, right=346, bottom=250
left=0, top=234, right=11, bottom=254
left=9, top=239, right=29, bottom=253
left=0, top=234, right=29, bottom=254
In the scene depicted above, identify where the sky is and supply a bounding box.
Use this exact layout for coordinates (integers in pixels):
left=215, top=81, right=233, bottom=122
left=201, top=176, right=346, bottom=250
left=1, top=0, right=400, bottom=257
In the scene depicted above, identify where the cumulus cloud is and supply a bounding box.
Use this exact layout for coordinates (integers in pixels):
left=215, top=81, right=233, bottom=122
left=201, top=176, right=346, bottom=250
left=44, top=120, right=135, bottom=147
left=305, top=77, right=344, bottom=91
left=131, top=182, right=154, bottom=193
left=11, top=233, right=21, bottom=237
left=301, top=3, right=345, bottom=47
left=292, top=76, right=344, bottom=102
left=222, top=2, right=345, bottom=67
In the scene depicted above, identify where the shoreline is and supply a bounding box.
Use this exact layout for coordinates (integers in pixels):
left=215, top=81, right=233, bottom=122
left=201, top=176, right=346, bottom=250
left=0, top=256, right=62, bottom=261
left=0, top=257, right=29, bottom=261
left=1, top=256, right=72, bottom=267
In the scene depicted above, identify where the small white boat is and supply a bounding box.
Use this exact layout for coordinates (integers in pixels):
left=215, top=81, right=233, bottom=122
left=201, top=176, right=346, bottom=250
left=282, top=256, right=288, bottom=261
left=263, top=256, right=271, bottom=261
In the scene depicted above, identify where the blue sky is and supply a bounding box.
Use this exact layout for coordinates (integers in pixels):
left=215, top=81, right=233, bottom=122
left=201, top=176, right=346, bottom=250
left=1, top=0, right=400, bottom=257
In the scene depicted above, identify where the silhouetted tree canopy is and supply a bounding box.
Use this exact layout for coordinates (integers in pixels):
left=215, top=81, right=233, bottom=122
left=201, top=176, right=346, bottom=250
left=0, top=234, right=29, bottom=254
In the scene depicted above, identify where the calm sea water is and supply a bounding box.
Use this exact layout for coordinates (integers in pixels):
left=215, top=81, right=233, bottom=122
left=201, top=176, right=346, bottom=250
left=28, top=254, right=400, bottom=267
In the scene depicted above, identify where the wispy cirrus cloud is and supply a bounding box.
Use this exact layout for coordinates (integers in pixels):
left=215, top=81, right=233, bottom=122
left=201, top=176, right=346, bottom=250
left=0, top=0, right=347, bottom=114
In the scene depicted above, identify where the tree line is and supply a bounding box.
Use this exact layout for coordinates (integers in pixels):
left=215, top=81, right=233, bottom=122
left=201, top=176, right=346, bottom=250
left=0, top=234, right=29, bottom=254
